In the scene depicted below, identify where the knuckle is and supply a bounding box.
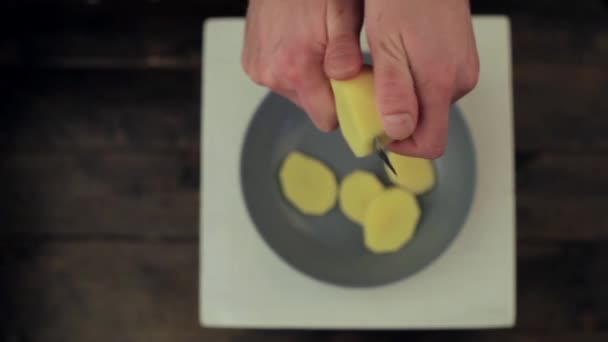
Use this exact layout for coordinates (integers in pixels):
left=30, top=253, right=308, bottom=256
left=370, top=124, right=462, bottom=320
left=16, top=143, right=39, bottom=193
left=242, top=58, right=257, bottom=80
left=328, top=34, right=357, bottom=56
left=376, top=67, right=405, bottom=89
left=241, top=53, right=249, bottom=74
left=247, top=70, right=264, bottom=85
left=247, top=69, right=264, bottom=85
left=241, top=56, right=262, bottom=83
left=284, top=65, right=303, bottom=86
left=421, top=142, right=446, bottom=159
left=419, top=69, right=455, bottom=103
left=436, top=79, right=454, bottom=100
left=414, top=124, right=448, bottom=159
left=459, top=58, right=480, bottom=93
left=315, top=120, right=336, bottom=133
left=432, top=63, right=458, bottom=94
left=247, top=67, right=278, bottom=89
left=375, top=33, right=406, bottom=64
left=419, top=58, right=456, bottom=86
left=325, top=35, right=361, bottom=77
left=375, top=72, right=414, bottom=113
left=304, top=102, right=338, bottom=133
left=260, top=73, right=279, bottom=90
left=277, top=47, right=316, bottom=87
left=316, top=117, right=338, bottom=132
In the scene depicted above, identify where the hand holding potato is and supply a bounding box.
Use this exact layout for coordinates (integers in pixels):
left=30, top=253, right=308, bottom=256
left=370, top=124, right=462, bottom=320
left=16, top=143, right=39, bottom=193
left=242, top=0, right=479, bottom=159
left=365, top=0, right=479, bottom=158
left=242, top=0, right=364, bottom=132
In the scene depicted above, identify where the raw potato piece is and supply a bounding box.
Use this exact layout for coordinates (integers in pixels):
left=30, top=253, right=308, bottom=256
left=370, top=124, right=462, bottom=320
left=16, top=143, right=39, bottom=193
left=363, top=188, right=420, bottom=253
left=386, top=152, right=436, bottom=194
left=339, top=171, right=384, bottom=225
left=279, top=151, right=338, bottom=215
left=330, top=66, right=389, bottom=157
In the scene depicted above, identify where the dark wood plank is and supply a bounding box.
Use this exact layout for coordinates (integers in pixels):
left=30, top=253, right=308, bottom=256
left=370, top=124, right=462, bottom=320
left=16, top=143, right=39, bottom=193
left=2, top=0, right=607, bottom=17
left=0, top=150, right=199, bottom=237
left=471, top=0, right=608, bottom=17
left=1, top=0, right=249, bottom=14
left=516, top=152, right=608, bottom=196
left=514, top=63, right=608, bottom=151
left=0, top=69, right=199, bottom=150
left=516, top=242, right=608, bottom=331
left=516, top=152, right=608, bottom=240
left=0, top=241, right=203, bottom=342
left=0, top=3, right=604, bottom=341
left=1, top=149, right=607, bottom=239
left=1, top=241, right=608, bottom=341
left=0, top=14, right=204, bottom=69
left=0, top=1, right=248, bottom=69
left=332, top=333, right=608, bottom=342
left=518, top=194, right=608, bottom=240
left=1, top=65, right=608, bottom=152
left=511, top=17, right=608, bottom=66
left=0, top=8, right=607, bottom=69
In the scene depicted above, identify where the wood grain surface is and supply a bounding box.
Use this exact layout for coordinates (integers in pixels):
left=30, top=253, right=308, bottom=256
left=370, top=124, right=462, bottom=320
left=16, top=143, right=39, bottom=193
left=1, top=0, right=607, bottom=341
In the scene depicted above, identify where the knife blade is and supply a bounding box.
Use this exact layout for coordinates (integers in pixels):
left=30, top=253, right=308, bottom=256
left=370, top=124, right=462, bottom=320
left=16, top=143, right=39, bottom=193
left=375, top=137, right=397, bottom=175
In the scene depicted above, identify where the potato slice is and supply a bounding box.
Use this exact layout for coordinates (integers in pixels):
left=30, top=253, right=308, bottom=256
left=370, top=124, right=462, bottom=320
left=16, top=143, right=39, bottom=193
left=386, top=152, right=436, bottom=194
left=339, top=170, right=384, bottom=224
left=279, top=151, right=338, bottom=215
left=330, top=66, right=389, bottom=157
left=363, top=188, right=420, bottom=253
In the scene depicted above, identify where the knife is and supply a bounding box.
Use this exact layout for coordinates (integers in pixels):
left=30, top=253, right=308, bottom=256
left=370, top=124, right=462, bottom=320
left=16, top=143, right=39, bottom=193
left=374, top=137, right=397, bottom=175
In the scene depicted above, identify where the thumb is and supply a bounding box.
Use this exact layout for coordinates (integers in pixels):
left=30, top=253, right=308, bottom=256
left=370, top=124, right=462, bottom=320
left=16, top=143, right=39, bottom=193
left=368, top=34, right=418, bottom=141
left=324, top=0, right=363, bottom=80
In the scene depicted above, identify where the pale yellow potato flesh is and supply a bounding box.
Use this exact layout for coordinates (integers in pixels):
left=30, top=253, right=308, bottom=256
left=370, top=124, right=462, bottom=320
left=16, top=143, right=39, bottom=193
left=339, top=170, right=384, bottom=224
left=330, top=66, right=389, bottom=157
left=385, top=152, right=436, bottom=194
left=279, top=151, right=338, bottom=215
left=363, top=188, right=421, bottom=253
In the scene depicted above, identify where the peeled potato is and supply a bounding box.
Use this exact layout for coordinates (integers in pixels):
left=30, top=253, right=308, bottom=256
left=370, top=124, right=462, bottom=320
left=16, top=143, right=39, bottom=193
left=386, top=152, right=436, bottom=194
left=363, top=188, right=420, bottom=253
left=279, top=151, right=338, bottom=215
left=339, top=170, right=384, bottom=224
left=330, top=66, right=389, bottom=157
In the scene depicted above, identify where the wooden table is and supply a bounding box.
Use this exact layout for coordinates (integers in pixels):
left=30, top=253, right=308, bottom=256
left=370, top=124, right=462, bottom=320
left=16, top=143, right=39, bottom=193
left=1, top=1, right=607, bottom=341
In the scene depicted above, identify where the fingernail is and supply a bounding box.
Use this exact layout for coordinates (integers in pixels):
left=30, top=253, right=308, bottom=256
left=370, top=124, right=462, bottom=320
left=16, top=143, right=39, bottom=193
left=383, top=113, right=415, bottom=140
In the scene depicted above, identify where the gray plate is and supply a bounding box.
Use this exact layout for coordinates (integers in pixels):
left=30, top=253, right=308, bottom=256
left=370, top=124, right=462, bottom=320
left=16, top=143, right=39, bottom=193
left=241, top=92, right=476, bottom=287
